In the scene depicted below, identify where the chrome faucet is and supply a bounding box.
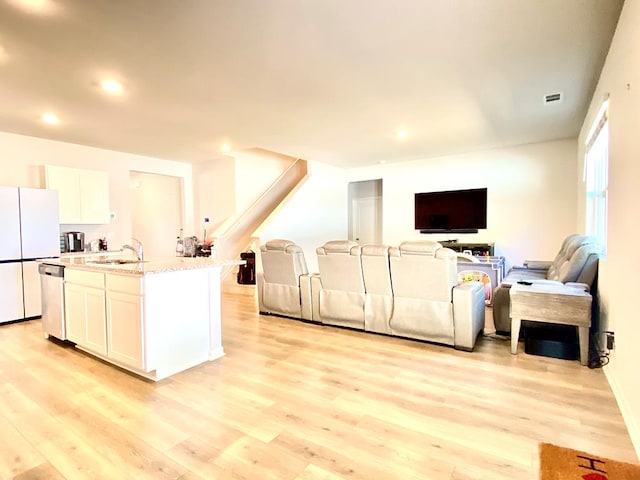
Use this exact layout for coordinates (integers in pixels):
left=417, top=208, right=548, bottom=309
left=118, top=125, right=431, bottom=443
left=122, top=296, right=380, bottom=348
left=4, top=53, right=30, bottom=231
left=123, top=237, right=144, bottom=261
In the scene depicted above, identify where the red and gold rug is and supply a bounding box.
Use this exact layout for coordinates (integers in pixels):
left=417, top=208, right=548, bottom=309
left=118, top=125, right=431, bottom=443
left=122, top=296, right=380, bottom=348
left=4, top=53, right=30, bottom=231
left=540, top=443, right=640, bottom=480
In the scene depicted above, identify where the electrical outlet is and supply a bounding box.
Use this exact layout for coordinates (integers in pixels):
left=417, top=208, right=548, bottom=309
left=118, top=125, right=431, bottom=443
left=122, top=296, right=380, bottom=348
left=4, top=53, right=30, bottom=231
left=606, top=331, right=615, bottom=350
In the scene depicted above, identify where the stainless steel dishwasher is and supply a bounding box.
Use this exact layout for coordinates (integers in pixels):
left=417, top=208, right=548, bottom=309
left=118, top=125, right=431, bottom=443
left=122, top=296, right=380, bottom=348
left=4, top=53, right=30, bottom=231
left=38, top=263, right=66, bottom=340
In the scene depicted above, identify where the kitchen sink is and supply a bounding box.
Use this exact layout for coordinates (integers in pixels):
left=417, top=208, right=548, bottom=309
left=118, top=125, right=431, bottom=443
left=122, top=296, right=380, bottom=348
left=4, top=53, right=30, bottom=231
left=89, top=259, right=145, bottom=265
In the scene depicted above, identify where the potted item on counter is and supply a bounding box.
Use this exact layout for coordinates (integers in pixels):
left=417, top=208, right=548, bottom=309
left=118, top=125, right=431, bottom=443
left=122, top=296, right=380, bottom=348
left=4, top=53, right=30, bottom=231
left=183, top=236, right=198, bottom=257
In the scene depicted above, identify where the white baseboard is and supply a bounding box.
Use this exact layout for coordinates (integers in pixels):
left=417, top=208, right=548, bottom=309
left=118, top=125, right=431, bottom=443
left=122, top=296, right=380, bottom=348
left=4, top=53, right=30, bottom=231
left=604, top=363, right=640, bottom=460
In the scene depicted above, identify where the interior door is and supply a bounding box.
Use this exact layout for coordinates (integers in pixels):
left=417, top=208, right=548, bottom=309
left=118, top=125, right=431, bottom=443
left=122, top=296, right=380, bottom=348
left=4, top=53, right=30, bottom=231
left=130, top=171, right=184, bottom=258
left=352, top=196, right=381, bottom=245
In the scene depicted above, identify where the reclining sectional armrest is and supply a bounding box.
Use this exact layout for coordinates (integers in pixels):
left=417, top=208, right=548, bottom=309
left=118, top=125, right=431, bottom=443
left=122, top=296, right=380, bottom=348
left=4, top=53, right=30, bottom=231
left=565, top=282, right=590, bottom=292
left=309, top=273, right=322, bottom=322
left=300, top=274, right=313, bottom=321
left=501, top=277, right=563, bottom=288
left=526, top=279, right=565, bottom=287
left=452, top=281, right=486, bottom=351
left=522, top=260, right=553, bottom=270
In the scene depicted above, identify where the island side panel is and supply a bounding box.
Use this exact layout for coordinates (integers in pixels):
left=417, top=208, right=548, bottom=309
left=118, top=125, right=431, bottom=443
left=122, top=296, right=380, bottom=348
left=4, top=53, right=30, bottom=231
left=144, top=268, right=211, bottom=380
left=208, top=265, right=225, bottom=361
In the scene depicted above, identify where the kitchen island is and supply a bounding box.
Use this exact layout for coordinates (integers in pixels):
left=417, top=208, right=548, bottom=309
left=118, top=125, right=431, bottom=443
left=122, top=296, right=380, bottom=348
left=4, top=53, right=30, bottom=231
left=45, top=255, right=244, bottom=381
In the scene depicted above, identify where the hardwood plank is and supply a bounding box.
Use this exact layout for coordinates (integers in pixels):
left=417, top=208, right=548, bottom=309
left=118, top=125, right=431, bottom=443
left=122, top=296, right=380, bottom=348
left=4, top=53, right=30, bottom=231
left=58, top=404, right=187, bottom=479
left=0, top=412, right=45, bottom=479
left=11, top=462, right=66, bottom=480
left=294, top=463, right=348, bottom=480
left=0, top=293, right=636, bottom=479
left=272, top=430, right=450, bottom=480
left=0, top=384, right=131, bottom=480
left=164, top=436, right=227, bottom=479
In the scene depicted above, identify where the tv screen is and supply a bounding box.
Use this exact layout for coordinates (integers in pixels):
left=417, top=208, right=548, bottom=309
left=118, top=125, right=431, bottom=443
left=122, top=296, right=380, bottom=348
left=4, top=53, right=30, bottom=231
left=414, top=188, right=487, bottom=233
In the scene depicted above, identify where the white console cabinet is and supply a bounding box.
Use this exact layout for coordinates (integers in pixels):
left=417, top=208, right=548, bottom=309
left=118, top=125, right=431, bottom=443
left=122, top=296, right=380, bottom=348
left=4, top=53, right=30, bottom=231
left=45, top=165, right=110, bottom=224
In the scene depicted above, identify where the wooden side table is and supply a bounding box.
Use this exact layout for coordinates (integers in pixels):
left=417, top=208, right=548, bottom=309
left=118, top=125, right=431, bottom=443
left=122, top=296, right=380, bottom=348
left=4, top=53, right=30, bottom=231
left=509, top=282, right=592, bottom=365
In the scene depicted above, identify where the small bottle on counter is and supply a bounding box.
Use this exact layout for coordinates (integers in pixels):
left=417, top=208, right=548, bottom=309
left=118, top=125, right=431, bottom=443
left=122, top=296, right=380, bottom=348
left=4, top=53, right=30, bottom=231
left=175, top=229, right=184, bottom=256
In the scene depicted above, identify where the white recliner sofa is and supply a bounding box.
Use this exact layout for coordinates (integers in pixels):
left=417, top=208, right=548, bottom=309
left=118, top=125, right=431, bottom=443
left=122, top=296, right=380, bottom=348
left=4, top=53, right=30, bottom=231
left=257, top=239, right=312, bottom=320
left=311, top=240, right=366, bottom=329
left=309, top=239, right=485, bottom=351
left=388, top=241, right=486, bottom=350
left=261, top=238, right=486, bottom=351
left=361, top=244, right=394, bottom=335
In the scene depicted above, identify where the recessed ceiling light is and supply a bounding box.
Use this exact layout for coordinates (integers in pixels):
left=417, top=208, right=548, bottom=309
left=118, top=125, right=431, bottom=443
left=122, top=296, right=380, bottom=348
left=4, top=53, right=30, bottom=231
left=41, top=113, right=59, bottom=124
left=397, top=130, right=408, bottom=140
left=7, top=0, right=58, bottom=14
left=220, top=144, right=232, bottom=153
left=101, top=79, right=123, bottom=94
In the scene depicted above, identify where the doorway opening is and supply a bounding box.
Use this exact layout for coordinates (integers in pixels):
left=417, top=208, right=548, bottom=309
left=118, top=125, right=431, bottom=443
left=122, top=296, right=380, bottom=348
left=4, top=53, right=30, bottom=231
left=348, top=179, right=383, bottom=245
left=129, top=171, right=184, bottom=258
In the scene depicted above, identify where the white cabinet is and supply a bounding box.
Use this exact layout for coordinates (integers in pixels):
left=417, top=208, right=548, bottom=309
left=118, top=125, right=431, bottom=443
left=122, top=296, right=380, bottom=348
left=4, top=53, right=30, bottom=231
left=85, top=287, right=108, bottom=354
left=105, top=274, right=145, bottom=370
left=65, top=270, right=145, bottom=370
left=45, top=165, right=110, bottom=224
left=64, top=269, right=107, bottom=355
left=45, top=166, right=81, bottom=223
left=81, top=169, right=110, bottom=224
left=64, top=283, right=85, bottom=344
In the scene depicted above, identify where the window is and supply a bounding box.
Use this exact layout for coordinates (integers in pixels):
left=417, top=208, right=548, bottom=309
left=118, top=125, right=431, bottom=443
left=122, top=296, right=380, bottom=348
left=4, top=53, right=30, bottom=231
left=584, top=100, right=609, bottom=255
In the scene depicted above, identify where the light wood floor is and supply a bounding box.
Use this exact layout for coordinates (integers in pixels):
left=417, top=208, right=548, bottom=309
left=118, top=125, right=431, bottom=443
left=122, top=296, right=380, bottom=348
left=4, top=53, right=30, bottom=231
left=0, top=293, right=636, bottom=480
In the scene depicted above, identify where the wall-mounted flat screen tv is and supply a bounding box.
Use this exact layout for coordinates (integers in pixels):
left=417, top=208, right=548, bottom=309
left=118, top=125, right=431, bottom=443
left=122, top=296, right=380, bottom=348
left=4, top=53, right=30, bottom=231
left=414, top=187, right=487, bottom=233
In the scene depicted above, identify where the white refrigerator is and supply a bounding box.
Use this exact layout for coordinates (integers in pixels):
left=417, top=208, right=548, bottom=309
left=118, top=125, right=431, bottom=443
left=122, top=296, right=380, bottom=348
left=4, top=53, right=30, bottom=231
left=0, top=187, right=60, bottom=324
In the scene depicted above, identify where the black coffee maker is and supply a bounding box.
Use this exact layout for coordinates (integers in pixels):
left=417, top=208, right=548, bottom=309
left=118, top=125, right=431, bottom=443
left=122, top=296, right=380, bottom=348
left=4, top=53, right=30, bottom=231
left=63, top=231, right=85, bottom=252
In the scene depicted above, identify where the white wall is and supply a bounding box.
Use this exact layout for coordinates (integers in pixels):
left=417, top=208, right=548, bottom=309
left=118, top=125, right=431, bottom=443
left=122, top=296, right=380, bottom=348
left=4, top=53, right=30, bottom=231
left=258, top=139, right=576, bottom=272
left=234, top=149, right=296, bottom=212
left=258, top=161, right=348, bottom=273
left=578, top=0, right=640, bottom=457
left=193, top=157, right=236, bottom=239
left=348, top=139, right=578, bottom=270
left=0, top=132, right=194, bottom=251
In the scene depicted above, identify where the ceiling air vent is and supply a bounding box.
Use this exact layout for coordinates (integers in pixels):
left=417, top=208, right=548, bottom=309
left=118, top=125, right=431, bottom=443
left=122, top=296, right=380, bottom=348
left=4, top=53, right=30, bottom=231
left=544, top=92, right=563, bottom=104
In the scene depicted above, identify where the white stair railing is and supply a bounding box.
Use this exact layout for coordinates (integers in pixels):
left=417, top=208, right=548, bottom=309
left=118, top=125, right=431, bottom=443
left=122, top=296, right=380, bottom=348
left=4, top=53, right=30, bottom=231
left=211, top=153, right=308, bottom=280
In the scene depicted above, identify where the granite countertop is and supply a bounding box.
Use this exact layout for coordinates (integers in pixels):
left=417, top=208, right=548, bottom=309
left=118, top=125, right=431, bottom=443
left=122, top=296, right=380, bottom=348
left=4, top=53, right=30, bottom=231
left=60, top=250, right=125, bottom=258
left=40, top=255, right=245, bottom=276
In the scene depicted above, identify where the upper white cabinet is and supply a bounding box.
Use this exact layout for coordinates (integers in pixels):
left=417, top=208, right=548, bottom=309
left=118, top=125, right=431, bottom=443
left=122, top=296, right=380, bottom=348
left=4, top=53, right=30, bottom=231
left=45, top=165, right=110, bottom=224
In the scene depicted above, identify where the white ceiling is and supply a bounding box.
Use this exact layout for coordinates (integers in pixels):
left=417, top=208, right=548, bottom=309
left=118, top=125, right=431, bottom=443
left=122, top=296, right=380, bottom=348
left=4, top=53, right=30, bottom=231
left=0, top=0, right=624, bottom=168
